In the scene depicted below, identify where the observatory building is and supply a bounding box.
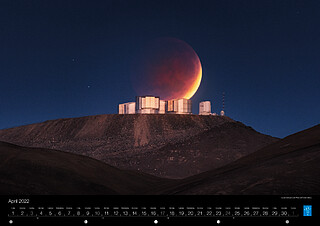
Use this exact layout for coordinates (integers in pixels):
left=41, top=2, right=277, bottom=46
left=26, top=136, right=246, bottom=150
left=118, top=96, right=191, bottom=114
left=199, top=101, right=211, bottom=115
left=167, top=99, right=192, bottom=114
left=136, top=95, right=160, bottom=114
left=118, top=102, right=136, bottom=114
left=118, top=97, right=224, bottom=116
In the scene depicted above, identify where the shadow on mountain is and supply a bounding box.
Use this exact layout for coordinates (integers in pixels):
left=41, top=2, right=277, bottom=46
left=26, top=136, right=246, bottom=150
left=154, top=124, right=320, bottom=195
left=1, top=123, right=319, bottom=195
left=0, top=141, right=172, bottom=195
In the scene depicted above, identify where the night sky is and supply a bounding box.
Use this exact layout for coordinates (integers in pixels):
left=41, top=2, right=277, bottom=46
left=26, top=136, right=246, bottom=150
left=1, top=0, right=319, bottom=138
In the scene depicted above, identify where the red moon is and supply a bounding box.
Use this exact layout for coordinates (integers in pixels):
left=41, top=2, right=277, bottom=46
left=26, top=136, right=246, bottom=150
left=132, top=38, right=202, bottom=100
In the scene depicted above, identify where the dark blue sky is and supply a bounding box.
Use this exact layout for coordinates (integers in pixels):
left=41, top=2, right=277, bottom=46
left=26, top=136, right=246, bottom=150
left=1, top=0, right=319, bottom=138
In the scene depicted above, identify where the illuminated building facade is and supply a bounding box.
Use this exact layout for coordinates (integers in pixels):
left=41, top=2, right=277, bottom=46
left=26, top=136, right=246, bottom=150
left=136, top=95, right=160, bottom=114
left=166, top=98, right=192, bottom=114
left=159, top=100, right=166, bottom=114
left=199, top=101, right=211, bottom=115
left=119, top=96, right=192, bottom=115
left=118, top=102, right=136, bottom=114
left=167, top=100, right=175, bottom=113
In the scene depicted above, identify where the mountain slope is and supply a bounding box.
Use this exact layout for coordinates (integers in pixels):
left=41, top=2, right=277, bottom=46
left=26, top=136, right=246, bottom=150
left=154, top=124, right=320, bottom=195
left=0, top=124, right=319, bottom=195
left=0, top=141, right=171, bottom=195
left=0, top=114, right=278, bottom=178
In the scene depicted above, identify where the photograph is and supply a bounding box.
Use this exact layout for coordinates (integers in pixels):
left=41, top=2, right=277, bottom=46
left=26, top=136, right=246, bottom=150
left=0, top=0, right=319, bottom=225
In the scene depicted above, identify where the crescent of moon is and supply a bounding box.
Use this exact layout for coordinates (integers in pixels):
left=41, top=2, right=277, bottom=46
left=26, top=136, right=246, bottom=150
left=183, top=59, right=202, bottom=99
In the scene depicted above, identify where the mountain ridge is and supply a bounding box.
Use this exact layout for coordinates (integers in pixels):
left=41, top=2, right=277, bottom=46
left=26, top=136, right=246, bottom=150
left=0, top=141, right=172, bottom=195
left=153, top=124, right=320, bottom=194
left=0, top=114, right=278, bottom=178
left=0, top=123, right=319, bottom=195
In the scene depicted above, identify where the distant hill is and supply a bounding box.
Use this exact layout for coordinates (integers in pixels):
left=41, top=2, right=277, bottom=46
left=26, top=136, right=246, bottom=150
left=0, top=141, right=171, bottom=195
left=0, top=124, right=319, bottom=195
left=0, top=114, right=278, bottom=178
left=154, top=124, right=320, bottom=195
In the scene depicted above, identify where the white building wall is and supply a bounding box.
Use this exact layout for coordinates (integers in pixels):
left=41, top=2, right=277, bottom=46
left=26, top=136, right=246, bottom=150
left=119, top=104, right=125, bottom=114
left=159, top=100, right=166, bottom=114
left=174, top=99, right=179, bottom=112
left=118, top=102, right=136, bottom=114
left=199, top=101, right=211, bottom=115
left=126, top=102, right=136, bottom=114
left=180, top=99, right=192, bottom=114
left=177, top=99, right=183, bottom=113
left=167, top=98, right=192, bottom=114
left=136, top=95, right=160, bottom=114
left=140, top=109, right=158, bottom=114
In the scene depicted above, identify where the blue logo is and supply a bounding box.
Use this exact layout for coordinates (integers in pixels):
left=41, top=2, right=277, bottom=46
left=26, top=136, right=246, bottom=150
left=303, top=205, right=312, bottom=216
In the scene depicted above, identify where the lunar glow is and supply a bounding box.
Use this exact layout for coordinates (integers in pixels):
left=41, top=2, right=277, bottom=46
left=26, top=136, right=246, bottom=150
left=132, top=38, right=202, bottom=100
left=183, top=63, right=202, bottom=99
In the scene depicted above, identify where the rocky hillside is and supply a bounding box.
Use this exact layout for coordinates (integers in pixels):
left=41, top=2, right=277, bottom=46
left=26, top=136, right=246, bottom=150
left=0, top=114, right=278, bottom=178
left=0, top=124, right=319, bottom=195
left=154, top=124, right=320, bottom=195
left=0, top=141, right=170, bottom=195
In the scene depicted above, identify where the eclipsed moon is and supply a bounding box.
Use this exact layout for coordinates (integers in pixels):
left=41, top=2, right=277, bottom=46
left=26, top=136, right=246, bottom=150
left=132, top=37, right=202, bottom=100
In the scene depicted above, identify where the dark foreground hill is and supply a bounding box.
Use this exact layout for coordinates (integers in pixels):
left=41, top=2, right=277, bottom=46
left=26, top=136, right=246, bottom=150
left=154, top=124, right=320, bottom=195
left=0, top=141, right=171, bottom=195
left=0, top=124, right=319, bottom=195
left=0, top=114, right=277, bottom=178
